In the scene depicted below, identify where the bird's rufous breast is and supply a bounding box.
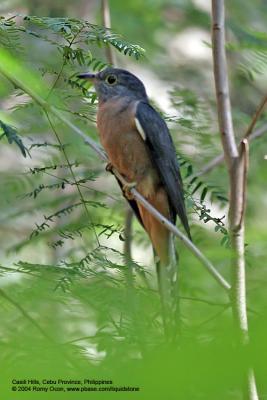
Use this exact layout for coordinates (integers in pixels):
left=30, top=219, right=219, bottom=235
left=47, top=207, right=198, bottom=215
left=97, top=98, right=159, bottom=198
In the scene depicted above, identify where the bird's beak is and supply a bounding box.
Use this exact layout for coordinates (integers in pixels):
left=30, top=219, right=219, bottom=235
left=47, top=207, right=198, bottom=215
left=77, top=73, right=96, bottom=80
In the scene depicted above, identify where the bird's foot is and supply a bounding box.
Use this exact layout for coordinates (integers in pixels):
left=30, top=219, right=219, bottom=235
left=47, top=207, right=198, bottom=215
left=105, top=163, right=136, bottom=199
left=122, top=179, right=137, bottom=200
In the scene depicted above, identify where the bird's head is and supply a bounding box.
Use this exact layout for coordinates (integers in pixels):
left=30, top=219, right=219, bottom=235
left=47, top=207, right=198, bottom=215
left=78, top=67, right=148, bottom=103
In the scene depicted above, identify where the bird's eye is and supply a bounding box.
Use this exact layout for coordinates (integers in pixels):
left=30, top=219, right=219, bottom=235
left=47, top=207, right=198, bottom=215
left=106, top=74, right=117, bottom=85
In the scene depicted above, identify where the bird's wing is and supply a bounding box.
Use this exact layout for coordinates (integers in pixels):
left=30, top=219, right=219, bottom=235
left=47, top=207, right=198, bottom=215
left=135, top=101, right=191, bottom=239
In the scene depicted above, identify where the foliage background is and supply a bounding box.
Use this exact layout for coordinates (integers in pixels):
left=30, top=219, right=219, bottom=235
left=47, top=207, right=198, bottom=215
left=0, top=0, right=267, bottom=398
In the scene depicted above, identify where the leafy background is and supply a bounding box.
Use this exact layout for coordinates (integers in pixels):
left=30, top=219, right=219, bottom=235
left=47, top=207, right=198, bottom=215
left=0, top=0, right=267, bottom=398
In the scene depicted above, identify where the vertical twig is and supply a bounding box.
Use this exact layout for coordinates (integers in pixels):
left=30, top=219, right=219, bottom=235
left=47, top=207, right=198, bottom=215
left=123, top=207, right=134, bottom=287
left=124, top=207, right=134, bottom=262
left=211, top=1, right=258, bottom=399
left=101, top=0, right=116, bottom=65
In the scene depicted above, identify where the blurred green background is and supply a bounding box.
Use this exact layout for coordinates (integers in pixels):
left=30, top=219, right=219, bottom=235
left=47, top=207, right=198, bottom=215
left=0, top=0, right=266, bottom=398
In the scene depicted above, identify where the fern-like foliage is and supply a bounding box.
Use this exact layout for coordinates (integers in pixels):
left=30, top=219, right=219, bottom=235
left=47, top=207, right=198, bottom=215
left=0, top=13, right=147, bottom=261
left=178, top=155, right=229, bottom=244
left=23, top=16, right=145, bottom=60
left=0, top=120, right=29, bottom=157
left=227, top=25, right=267, bottom=82
left=0, top=15, right=22, bottom=51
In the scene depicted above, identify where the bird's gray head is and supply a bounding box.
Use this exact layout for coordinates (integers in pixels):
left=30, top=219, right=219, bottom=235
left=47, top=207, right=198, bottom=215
left=78, top=67, right=148, bottom=103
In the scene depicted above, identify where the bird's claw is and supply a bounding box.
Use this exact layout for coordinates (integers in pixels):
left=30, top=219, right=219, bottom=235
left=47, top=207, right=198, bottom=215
left=122, top=180, right=137, bottom=200
left=105, top=163, right=136, bottom=199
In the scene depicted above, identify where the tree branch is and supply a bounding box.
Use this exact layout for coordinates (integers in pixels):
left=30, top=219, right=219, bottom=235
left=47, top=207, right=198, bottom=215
left=212, top=0, right=238, bottom=163
left=238, top=139, right=249, bottom=229
left=244, top=93, right=267, bottom=139
left=45, top=111, right=100, bottom=247
left=124, top=207, right=134, bottom=261
left=101, top=0, right=116, bottom=65
left=195, top=118, right=267, bottom=178
left=0, top=287, right=51, bottom=341
left=0, top=287, right=83, bottom=371
left=211, top=1, right=258, bottom=398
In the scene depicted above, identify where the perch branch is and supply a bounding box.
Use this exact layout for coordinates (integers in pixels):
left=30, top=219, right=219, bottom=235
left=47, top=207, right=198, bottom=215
left=0, top=65, right=230, bottom=292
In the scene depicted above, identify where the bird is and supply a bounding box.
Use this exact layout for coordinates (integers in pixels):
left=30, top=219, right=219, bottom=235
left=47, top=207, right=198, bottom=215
left=78, top=67, right=191, bottom=270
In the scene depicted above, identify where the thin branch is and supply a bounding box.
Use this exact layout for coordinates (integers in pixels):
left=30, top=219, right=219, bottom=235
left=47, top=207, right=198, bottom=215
left=0, top=287, right=51, bottom=341
left=194, top=304, right=230, bottom=328
left=45, top=111, right=100, bottom=247
left=238, top=139, right=249, bottom=229
left=65, top=335, right=96, bottom=345
left=0, top=265, right=41, bottom=279
left=247, top=370, right=259, bottom=400
left=43, top=170, right=119, bottom=201
left=0, top=67, right=231, bottom=292
left=0, top=287, right=84, bottom=371
left=244, top=93, right=267, bottom=139
left=45, top=32, right=100, bottom=259
left=195, top=153, right=224, bottom=177
left=101, top=0, right=116, bottom=65
left=124, top=207, right=133, bottom=261
left=47, top=26, right=84, bottom=99
left=195, top=121, right=267, bottom=178
left=179, top=296, right=229, bottom=307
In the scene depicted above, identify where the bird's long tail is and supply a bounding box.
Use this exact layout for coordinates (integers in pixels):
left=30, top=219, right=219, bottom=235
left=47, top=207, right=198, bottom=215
left=137, top=198, right=181, bottom=339
left=155, top=232, right=180, bottom=341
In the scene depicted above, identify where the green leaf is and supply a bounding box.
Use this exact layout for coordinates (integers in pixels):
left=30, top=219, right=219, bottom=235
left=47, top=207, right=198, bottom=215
left=0, top=120, right=29, bottom=157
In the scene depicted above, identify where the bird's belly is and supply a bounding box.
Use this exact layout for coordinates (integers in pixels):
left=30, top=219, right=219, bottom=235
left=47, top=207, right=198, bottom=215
left=101, top=129, right=159, bottom=198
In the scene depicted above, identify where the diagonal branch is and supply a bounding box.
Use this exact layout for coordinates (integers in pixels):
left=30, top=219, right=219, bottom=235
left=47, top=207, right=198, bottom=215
left=45, top=111, right=100, bottom=247
left=0, top=65, right=230, bottom=292
left=0, top=287, right=83, bottom=371
left=244, top=93, right=267, bottom=139
left=195, top=107, right=267, bottom=178
left=0, top=287, right=51, bottom=341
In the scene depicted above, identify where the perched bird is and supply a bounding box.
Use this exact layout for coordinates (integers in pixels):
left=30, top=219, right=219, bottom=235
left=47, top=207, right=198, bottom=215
left=78, top=68, right=191, bottom=269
